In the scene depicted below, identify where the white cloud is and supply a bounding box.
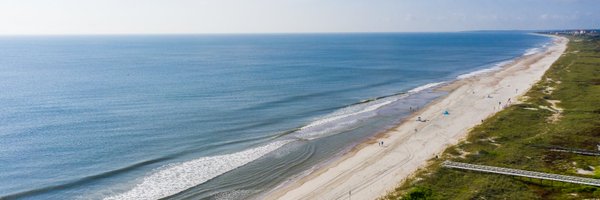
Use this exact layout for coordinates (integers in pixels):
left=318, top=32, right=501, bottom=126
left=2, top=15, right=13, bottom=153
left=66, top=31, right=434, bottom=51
left=539, top=13, right=580, bottom=20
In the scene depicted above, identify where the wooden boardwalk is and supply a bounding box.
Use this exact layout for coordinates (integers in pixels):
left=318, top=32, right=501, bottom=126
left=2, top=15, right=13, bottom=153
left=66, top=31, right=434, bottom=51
left=442, top=161, right=600, bottom=187
left=530, top=144, right=600, bottom=156
left=548, top=147, right=600, bottom=156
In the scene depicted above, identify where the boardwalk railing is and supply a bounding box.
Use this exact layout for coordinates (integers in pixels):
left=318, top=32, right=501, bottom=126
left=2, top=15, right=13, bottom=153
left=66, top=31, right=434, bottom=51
left=548, top=147, right=600, bottom=156
left=530, top=144, right=600, bottom=156
left=442, top=161, right=600, bottom=187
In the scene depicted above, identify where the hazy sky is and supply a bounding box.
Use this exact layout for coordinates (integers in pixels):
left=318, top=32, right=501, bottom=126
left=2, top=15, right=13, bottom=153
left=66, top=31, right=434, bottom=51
left=0, top=0, right=598, bottom=35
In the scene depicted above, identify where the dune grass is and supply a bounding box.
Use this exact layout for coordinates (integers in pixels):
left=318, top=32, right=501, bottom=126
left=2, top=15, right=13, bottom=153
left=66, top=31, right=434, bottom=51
left=382, top=35, right=600, bottom=200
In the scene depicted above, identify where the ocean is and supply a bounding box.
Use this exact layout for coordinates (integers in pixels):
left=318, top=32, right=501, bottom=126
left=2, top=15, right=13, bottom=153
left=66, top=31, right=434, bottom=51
left=0, top=32, right=550, bottom=199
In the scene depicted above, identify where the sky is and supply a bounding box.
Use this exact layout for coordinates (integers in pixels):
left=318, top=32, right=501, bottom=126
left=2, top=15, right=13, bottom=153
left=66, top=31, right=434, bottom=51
left=0, top=0, right=598, bottom=35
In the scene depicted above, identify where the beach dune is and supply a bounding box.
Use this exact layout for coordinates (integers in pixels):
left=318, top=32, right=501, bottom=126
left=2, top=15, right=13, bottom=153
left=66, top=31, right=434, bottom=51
left=266, top=36, right=568, bottom=200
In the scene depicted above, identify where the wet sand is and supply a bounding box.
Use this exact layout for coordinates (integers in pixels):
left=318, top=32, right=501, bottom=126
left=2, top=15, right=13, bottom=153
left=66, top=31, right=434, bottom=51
left=265, top=35, right=568, bottom=200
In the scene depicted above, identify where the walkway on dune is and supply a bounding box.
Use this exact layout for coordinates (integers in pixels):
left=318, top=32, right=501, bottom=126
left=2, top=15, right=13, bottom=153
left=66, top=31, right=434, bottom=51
left=442, top=161, right=600, bottom=187
left=547, top=147, right=600, bottom=156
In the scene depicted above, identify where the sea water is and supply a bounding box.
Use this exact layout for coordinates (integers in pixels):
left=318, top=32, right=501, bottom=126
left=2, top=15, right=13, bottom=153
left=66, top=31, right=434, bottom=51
left=0, top=32, right=550, bottom=199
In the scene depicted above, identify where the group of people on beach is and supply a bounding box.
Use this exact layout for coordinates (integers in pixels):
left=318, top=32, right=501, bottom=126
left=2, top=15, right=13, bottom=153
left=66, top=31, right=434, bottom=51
left=495, top=97, right=513, bottom=109
left=481, top=88, right=514, bottom=110
left=409, top=106, right=419, bottom=112
left=403, top=86, right=515, bottom=144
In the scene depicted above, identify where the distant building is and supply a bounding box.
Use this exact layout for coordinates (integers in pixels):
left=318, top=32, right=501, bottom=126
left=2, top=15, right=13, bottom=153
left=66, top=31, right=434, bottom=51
left=537, top=29, right=600, bottom=37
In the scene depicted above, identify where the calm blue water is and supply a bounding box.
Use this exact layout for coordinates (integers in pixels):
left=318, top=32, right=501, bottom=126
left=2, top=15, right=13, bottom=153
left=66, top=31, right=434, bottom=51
left=0, top=32, right=550, bottom=199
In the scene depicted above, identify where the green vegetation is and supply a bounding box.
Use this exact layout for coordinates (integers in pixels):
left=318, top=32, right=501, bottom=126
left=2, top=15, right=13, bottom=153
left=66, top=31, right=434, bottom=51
left=383, top=35, right=600, bottom=200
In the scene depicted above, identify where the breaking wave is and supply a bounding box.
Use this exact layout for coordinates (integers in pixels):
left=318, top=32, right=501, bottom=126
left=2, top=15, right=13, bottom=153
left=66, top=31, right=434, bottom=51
left=104, top=140, right=292, bottom=200
left=457, top=60, right=513, bottom=79
left=408, top=82, right=445, bottom=93
left=105, top=81, right=444, bottom=199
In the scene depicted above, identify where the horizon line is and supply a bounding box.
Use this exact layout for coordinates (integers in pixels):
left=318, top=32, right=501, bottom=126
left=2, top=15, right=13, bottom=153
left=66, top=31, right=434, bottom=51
left=0, top=28, right=597, bottom=37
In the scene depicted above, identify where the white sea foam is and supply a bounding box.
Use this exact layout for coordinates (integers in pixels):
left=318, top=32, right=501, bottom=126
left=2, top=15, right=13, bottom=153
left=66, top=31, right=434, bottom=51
left=105, top=81, right=447, bottom=199
left=294, top=99, right=396, bottom=140
left=523, top=47, right=541, bottom=56
left=457, top=60, right=512, bottom=80
left=214, top=190, right=255, bottom=200
left=104, top=140, right=292, bottom=200
left=300, top=100, right=393, bottom=131
left=294, top=81, right=448, bottom=140
left=407, top=82, right=445, bottom=93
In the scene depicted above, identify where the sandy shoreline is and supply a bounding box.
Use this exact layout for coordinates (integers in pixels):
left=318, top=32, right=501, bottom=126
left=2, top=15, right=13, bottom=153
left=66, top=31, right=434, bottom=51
left=264, top=35, right=568, bottom=200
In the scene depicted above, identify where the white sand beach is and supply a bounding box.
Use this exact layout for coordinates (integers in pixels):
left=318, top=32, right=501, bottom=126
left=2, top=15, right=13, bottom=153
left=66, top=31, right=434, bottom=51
left=266, top=35, right=568, bottom=200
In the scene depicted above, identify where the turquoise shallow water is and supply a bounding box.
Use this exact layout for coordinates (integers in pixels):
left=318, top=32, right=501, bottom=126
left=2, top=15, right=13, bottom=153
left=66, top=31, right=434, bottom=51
left=0, top=32, right=550, bottom=199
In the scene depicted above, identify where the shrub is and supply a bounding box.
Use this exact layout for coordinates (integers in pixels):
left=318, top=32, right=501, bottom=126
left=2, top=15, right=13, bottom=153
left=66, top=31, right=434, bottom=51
left=401, top=186, right=433, bottom=200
